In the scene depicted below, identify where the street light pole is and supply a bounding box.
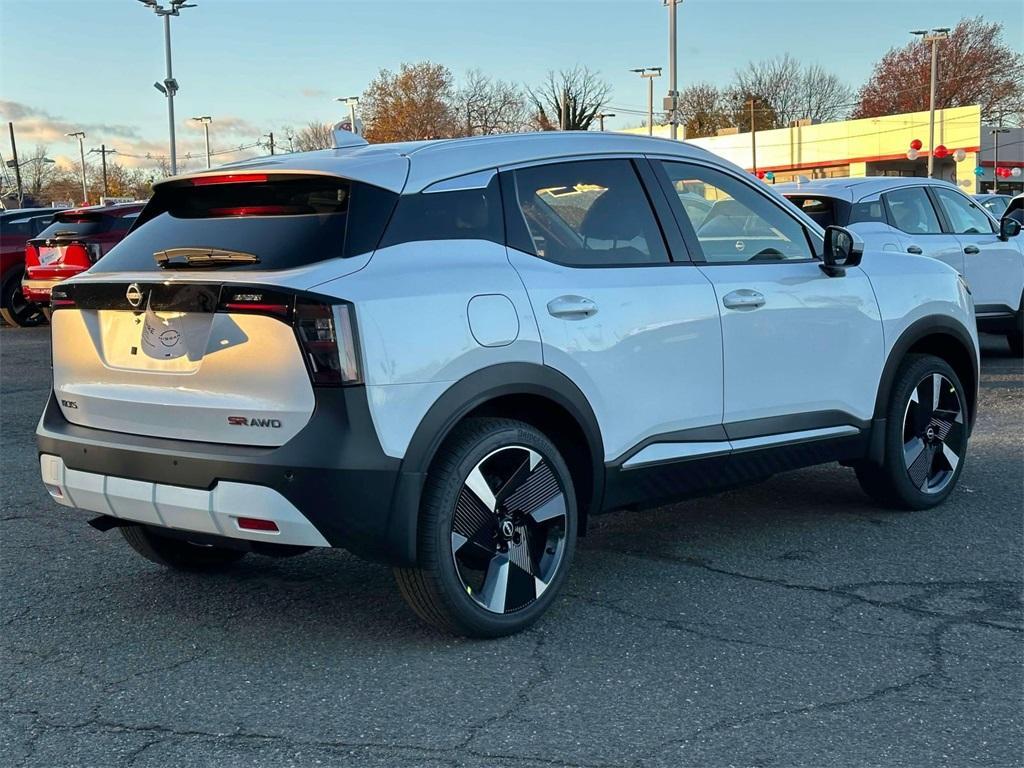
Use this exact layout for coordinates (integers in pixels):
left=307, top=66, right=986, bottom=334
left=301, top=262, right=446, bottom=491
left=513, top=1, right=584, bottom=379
left=66, top=131, right=87, bottom=204
left=8, top=122, right=23, bottom=206
left=631, top=67, right=662, bottom=136
left=335, top=96, right=360, bottom=135
left=912, top=27, right=949, bottom=179
left=665, top=0, right=681, bottom=140
left=192, top=116, right=212, bottom=168
left=139, top=0, right=197, bottom=175
left=991, top=127, right=1010, bottom=194
left=596, top=113, right=616, bottom=131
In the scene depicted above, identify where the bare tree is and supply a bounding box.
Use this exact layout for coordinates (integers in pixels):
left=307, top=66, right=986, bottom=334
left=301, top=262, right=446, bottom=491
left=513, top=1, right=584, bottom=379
left=23, top=144, right=58, bottom=196
left=361, top=61, right=458, bottom=143
left=456, top=70, right=529, bottom=135
left=732, top=54, right=852, bottom=128
left=677, top=83, right=731, bottom=138
left=528, top=66, right=611, bottom=131
left=291, top=121, right=334, bottom=152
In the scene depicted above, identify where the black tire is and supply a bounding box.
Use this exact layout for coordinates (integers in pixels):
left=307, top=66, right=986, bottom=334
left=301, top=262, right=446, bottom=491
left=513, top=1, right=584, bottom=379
left=855, top=354, right=968, bottom=510
left=0, top=268, right=47, bottom=328
left=394, top=417, right=577, bottom=638
left=1007, top=313, right=1023, bottom=357
left=120, top=525, right=247, bottom=570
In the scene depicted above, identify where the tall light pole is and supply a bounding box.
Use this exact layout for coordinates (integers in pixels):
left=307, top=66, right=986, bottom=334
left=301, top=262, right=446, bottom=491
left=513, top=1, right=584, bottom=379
left=335, top=96, right=360, bottom=134
left=138, top=0, right=197, bottom=175
left=66, top=131, right=87, bottom=204
left=911, top=27, right=949, bottom=179
left=990, top=127, right=1010, bottom=193
left=596, top=112, right=616, bottom=131
left=631, top=67, right=662, bottom=136
left=88, top=146, right=117, bottom=198
left=191, top=116, right=212, bottom=168
left=665, top=0, right=681, bottom=140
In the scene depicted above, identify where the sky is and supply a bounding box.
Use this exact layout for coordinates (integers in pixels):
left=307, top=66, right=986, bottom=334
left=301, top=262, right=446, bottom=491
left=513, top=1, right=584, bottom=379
left=1, top=0, right=1021, bottom=174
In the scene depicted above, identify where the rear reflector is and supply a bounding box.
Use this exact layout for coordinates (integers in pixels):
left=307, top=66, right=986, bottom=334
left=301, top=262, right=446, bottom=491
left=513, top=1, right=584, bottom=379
left=191, top=173, right=269, bottom=186
left=236, top=517, right=279, bottom=532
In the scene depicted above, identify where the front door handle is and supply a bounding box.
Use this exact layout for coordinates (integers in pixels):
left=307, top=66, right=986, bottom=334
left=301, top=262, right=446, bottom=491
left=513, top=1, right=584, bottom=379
left=722, top=289, right=765, bottom=311
left=547, top=295, right=598, bottom=320
left=906, top=245, right=923, bottom=255
left=963, top=245, right=980, bottom=255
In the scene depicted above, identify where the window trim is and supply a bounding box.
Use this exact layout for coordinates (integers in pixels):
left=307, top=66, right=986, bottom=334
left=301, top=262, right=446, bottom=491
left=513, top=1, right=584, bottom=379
left=649, top=156, right=821, bottom=266
left=498, top=156, right=680, bottom=269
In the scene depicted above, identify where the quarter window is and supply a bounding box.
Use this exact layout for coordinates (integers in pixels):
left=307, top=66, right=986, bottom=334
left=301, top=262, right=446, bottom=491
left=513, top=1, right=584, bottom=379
left=507, top=159, right=669, bottom=266
left=881, top=187, right=942, bottom=235
left=380, top=173, right=503, bottom=246
left=660, top=161, right=812, bottom=263
left=931, top=187, right=996, bottom=235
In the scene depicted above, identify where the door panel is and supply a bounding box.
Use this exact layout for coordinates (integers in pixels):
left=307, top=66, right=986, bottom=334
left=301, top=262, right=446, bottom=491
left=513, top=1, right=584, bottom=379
left=881, top=186, right=965, bottom=274
left=697, top=262, right=884, bottom=424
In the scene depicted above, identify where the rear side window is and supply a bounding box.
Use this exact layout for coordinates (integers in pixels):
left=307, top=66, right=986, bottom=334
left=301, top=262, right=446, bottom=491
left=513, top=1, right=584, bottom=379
left=379, top=174, right=503, bottom=247
left=882, top=187, right=942, bottom=235
left=849, top=200, right=887, bottom=225
left=506, top=159, right=669, bottom=266
left=92, top=175, right=398, bottom=273
left=785, top=196, right=842, bottom=228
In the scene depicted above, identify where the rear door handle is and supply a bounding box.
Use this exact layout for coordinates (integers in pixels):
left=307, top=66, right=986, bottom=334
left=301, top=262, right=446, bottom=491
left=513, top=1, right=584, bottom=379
left=963, top=245, right=980, bottom=255
left=547, top=295, right=598, bottom=320
left=722, top=289, right=765, bottom=311
left=906, top=245, right=923, bottom=255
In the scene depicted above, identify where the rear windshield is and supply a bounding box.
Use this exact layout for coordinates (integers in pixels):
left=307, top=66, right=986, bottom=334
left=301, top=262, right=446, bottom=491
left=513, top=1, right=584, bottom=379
left=92, top=175, right=398, bottom=273
left=785, top=196, right=845, bottom=228
left=36, top=213, right=108, bottom=241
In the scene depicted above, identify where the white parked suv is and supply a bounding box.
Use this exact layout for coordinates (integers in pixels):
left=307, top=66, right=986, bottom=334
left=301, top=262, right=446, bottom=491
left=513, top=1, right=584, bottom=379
left=779, top=177, right=1024, bottom=355
left=38, top=132, right=980, bottom=637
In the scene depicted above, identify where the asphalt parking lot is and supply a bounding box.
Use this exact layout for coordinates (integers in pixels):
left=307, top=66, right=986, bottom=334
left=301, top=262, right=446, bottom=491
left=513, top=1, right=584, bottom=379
left=1, top=325, right=1021, bottom=768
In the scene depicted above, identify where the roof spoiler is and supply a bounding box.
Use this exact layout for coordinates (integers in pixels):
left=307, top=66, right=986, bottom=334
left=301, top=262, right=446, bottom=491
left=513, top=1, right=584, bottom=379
left=333, top=125, right=368, bottom=150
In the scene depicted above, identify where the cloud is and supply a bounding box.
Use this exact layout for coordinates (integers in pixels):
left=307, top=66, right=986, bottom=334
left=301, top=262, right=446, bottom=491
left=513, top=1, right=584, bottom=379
left=181, top=114, right=261, bottom=138
left=301, top=88, right=329, bottom=99
left=0, top=100, right=142, bottom=143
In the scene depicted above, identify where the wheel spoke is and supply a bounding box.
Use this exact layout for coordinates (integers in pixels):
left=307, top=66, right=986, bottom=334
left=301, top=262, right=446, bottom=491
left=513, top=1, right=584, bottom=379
left=903, top=436, right=925, bottom=469
left=529, top=492, right=566, bottom=525
left=494, top=453, right=536, bottom=506
left=479, top=553, right=510, bottom=613
left=504, top=561, right=538, bottom=611
left=465, top=465, right=497, bottom=512
left=941, top=442, right=960, bottom=472
left=932, top=373, right=942, bottom=410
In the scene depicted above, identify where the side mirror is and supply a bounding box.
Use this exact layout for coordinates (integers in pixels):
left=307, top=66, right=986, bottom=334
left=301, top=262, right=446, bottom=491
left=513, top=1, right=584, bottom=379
left=821, top=225, right=863, bottom=277
left=999, top=217, right=1021, bottom=241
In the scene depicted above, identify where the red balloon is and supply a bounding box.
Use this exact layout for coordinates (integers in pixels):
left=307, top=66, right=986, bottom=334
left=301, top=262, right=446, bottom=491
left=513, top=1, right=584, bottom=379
left=933, top=145, right=949, bottom=159
left=756, top=170, right=766, bottom=179
left=910, top=139, right=923, bottom=151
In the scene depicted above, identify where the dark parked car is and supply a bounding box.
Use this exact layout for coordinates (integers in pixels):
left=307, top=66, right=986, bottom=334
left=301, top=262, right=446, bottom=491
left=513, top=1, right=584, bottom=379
left=0, top=207, right=61, bottom=326
left=22, top=203, right=144, bottom=309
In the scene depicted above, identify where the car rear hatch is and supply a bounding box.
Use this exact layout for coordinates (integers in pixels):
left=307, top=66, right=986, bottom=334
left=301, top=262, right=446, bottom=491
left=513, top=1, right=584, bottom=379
left=26, top=211, right=109, bottom=283
left=49, top=171, right=398, bottom=447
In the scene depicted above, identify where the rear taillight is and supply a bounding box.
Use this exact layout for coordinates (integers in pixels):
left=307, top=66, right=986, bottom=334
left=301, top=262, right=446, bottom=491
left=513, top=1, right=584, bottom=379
left=63, top=243, right=93, bottom=267
left=24, top=243, right=39, bottom=267
left=191, top=173, right=269, bottom=186
left=49, top=286, right=76, bottom=310
left=294, top=300, right=361, bottom=386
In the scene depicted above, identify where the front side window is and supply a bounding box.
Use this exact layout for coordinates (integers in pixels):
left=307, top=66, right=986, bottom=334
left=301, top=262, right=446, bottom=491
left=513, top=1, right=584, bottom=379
left=932, top=187, right=996, bottom=235
left=660, top=161, right=812, bottom=263
left=508, top=159, right=669, bottom=266
left=980, top=197, right=1008, bottom=216
left=881, top=187, right=942, bottom=235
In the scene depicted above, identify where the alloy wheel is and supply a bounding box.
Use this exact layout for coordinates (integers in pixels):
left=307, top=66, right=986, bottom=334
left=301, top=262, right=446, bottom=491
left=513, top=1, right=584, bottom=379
left=451, top=445, right=568, bottom=614
left=901, top=373, right=966, bottom=494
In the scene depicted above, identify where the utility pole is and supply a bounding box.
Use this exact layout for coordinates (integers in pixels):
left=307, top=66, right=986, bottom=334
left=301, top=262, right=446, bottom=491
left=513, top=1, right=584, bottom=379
left=665, top=0, right=681, bottom=140
left=8, top=122, right=23, bottom=206
left=66, top=131, right=87, bottom=204
left=741, top=98, right=758, bottom=174
left=88, top=145, right=117, bottom=198
left=911, top=27, right=950, bottom=179
left=264, top=132, right=275, bottom=155
left=191, top=116, right=212, bottom=168
left=631, top=67, right=662, bottom=136
left=139, top=1, right=197, bottom=175
left=991, top=127, right=1010, bottom=193
left=561, top=88, right=569, bottom=130
left=596, top=112, right=616, bottom=131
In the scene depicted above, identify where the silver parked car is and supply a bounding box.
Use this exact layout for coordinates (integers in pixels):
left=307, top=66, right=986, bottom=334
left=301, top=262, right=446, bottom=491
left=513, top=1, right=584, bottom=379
left=779, top=178, right=1024, bottom=356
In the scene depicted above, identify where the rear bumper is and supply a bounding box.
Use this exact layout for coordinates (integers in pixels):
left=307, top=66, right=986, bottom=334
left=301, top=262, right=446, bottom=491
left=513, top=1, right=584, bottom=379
left=22, top=278, right=58, bottom=303
left=36, top=388, right=419, bottom=565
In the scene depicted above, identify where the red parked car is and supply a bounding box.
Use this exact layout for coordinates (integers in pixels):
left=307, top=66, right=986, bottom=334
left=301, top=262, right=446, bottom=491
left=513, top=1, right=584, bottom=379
left=22, top=203, right=144, bottom=309
left=1, top=207, right=61, bottom=326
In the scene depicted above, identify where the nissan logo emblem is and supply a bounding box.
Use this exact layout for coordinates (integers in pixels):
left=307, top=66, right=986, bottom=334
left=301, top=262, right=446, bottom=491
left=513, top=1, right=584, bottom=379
left=126, top=283, right=143, bottom=308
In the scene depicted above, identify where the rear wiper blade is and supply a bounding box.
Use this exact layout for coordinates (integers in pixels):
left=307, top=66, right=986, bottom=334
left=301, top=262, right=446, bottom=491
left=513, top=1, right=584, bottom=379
left=154, top=247, right=260, bottom=268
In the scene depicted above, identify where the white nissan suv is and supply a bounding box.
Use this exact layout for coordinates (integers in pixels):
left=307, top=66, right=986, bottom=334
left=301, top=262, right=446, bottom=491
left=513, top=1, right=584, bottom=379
left=38, top=132, right=979, bottom=637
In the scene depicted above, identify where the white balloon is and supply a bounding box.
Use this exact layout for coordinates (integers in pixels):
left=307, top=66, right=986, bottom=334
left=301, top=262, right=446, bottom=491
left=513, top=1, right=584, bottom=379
left=907, top=148, right=920, bottom=161
left=952, top=148, right=966, bottom=163
left=1012, top=167, right=1022, bottom=178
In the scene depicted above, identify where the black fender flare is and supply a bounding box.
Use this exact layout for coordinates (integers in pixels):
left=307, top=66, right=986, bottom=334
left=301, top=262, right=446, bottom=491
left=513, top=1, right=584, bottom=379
left=868, top=314, right=979, bottom=461
left=385, top=363, right=604, bottom=566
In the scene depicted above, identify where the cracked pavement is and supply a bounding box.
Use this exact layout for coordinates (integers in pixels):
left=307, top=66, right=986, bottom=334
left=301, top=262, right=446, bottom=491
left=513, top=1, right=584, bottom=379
left=2, top=326, right=1021, bottom=768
